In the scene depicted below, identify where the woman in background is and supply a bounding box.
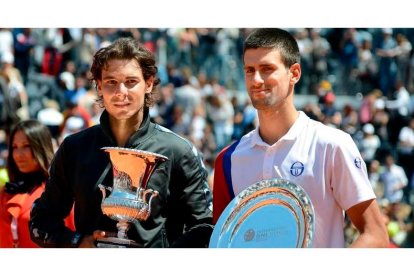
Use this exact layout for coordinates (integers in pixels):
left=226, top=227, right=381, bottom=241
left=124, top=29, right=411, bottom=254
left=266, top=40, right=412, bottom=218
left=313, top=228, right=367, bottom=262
left=0, top=120, right=74, bottom=247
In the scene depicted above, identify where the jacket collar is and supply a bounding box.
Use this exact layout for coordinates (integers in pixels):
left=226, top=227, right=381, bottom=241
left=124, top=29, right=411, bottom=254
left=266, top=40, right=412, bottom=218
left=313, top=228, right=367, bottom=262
left=99, top=108, right=154, bottom=147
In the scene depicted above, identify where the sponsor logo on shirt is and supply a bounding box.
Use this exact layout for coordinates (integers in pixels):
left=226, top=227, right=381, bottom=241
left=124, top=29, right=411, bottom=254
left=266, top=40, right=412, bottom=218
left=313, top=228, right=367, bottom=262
left=354, top=157, right=362, bottom=169
left=290, top=161, right=304, bottom=176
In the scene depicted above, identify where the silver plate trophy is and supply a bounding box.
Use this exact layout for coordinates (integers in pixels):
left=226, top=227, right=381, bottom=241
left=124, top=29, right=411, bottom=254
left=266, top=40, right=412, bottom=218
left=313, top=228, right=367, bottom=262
left=209, top=178, right=315, bottom=248
left=96, top=147, right=168, bottom=248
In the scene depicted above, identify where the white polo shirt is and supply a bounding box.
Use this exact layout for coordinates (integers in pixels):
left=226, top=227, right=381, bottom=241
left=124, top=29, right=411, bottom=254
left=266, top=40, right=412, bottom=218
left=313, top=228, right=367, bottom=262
left=228, top=111, right=375, bottom=247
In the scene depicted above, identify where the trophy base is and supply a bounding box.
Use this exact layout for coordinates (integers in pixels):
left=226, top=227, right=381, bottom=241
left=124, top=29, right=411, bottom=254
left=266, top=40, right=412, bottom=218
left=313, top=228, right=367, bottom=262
left=96, top=236, right=142, bottom=248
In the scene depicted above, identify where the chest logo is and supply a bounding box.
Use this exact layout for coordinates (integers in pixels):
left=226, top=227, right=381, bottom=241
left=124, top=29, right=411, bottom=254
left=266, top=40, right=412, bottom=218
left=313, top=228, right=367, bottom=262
left=290, top=161, right=304, bottom=176
left=354, top=157, right=362, bottom=169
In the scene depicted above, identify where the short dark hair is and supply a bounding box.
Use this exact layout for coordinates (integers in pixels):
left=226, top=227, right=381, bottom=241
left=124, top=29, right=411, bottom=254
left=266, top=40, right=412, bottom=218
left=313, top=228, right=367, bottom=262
left=243, top=28, right=301, bottom=68
left=7, top=120, right=54, bottom=182
left=90, top=37, right=160, bottom=108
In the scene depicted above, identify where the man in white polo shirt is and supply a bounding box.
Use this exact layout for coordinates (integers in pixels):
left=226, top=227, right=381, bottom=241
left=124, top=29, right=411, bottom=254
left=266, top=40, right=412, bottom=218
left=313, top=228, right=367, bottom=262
left=212, top=28, right=388, bottom=248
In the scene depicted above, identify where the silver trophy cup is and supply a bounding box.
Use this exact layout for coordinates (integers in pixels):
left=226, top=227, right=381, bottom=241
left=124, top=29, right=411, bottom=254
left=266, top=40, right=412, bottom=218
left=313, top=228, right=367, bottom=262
left=96, top=147, right=168, bottom=248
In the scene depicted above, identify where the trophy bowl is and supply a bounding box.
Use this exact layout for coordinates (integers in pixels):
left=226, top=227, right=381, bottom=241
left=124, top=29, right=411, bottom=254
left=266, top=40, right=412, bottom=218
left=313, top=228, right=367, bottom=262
left=96, top=147, right=168, bottom=248
left=209, top=178, right=315, bottom=248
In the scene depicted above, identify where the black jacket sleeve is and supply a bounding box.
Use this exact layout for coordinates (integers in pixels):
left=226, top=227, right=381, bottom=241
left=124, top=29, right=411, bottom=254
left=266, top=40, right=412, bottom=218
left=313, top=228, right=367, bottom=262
left=29, top=140, right=81, bottom=247
left=169, top=144, right=214, bottom=248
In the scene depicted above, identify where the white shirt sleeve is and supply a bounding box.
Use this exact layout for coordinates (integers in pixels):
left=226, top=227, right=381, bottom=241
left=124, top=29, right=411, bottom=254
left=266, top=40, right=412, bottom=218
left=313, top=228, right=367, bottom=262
left=329, top=133, right=376, bottom=211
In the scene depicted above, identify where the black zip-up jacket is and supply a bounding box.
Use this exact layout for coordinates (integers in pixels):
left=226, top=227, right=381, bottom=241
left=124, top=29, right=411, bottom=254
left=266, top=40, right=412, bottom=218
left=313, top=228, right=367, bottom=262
left=29, top=109, right=213, bottom=247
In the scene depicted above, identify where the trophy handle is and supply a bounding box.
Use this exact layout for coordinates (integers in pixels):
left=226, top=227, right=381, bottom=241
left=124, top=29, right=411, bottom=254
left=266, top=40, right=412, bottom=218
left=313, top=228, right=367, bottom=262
left=98, top=184, right=106, bottom=203
left=141, top=189, right=159, bottom=213
left=96, top=163, right=113, bottom=203
left=98, top=184, right=113, bottom=203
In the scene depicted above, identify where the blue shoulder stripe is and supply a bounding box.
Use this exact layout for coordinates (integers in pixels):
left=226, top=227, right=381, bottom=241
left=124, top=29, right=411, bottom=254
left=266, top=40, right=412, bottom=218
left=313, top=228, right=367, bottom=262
left=222, top=139, right=241, bottom=199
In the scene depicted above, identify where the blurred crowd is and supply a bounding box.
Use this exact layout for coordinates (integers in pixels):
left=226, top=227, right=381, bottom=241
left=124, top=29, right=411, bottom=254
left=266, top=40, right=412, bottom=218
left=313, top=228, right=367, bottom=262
left=1, top=28, right=414, bottom=247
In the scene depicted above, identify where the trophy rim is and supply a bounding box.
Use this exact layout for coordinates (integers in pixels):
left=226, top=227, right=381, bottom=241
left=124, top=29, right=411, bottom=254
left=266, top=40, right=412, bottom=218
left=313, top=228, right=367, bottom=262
left=101, top=146, right=169, bottom=161
left=209, top=178, right=315, bottom=248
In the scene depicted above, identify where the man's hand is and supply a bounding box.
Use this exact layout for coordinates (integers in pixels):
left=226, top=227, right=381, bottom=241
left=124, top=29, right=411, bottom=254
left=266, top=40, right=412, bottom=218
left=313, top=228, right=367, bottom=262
left=78, top=230, right=106, bottom=248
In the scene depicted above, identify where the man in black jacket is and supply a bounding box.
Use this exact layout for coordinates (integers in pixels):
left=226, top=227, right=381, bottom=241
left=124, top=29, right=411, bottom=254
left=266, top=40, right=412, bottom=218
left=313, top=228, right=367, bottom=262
left=29, top=37, right=213, bottom=248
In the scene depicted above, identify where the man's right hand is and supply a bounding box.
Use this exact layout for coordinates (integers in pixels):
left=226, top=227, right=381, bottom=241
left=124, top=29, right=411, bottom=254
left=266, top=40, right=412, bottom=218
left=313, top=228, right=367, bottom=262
left=78, top=230, right=106, bottom=248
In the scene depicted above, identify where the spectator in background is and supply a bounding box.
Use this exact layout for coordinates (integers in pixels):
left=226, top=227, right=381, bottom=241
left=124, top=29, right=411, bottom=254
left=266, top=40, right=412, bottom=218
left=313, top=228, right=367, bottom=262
left=380, top=153, right=408, bottom=205
left=189, top=104, right=207, bottom=147
left=385, top=81, right=411, bottom=147
left=36, top=99, right=64, bottom=148
left=59, top=116, right=87, bottom=143
left=358, top=123, right=381, bottom=168
left=0, top=51, right=29, bottom=121
left=386, top=81, right=410, bottom=118
left=397, top=116, right=414, bottom=166
left=394, top=33, right=412, bottom=88
left=0, top=120, right=74, bottom=248
left=371, top=98, right=392, bottom=160
left=0, top=74, right=20, bottom=134
left=0, top=29, right=13, bottom=59
left=357, top=39, right=378, bottom=94
left=316, top=79, right=332, bottom=109
left=339, top=28, right=359, bottom=94
left=13, top=28, right=35, bottom=85
left=173, top=66, right=201, bottom=127
left=376, top=28, right=398, bottom=98
left=320, top=90, right=338, bottom=126
left=368, top=159, right=383, bottom=198
left=153, top=83, right=175, bottom=128
left=358, top=89, right=383, bottom=125
left=59, top=101, right=92, bottom=139
left=59, top=61, right=76, bottom=104
left=310, top=28, right=331, bottom=85
left=170, top=105, right=190, bottom=138
left=206, top=93, right=234, bottom=151
left=341, top=104, right=359, bottom=135
left=397, top=116, right=414, bottom=202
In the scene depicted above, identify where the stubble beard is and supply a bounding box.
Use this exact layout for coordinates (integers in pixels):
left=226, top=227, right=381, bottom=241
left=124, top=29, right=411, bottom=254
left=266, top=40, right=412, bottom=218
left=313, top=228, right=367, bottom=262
left=250, top=93, right=283, bottom=112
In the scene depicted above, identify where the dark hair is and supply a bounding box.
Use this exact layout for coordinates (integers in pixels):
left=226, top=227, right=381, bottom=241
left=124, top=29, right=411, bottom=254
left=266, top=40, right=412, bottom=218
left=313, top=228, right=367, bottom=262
left=6, top=120, right=54, bottom=182
left=243, top=28, right=301, bottom=68
left=90, top=37, right=161, bottom=108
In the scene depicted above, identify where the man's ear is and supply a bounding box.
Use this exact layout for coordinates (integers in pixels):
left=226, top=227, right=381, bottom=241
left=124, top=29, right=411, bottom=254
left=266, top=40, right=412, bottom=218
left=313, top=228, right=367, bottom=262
left=146, top=76, right=154, bottom=94
left=289, top=63, right=301, bottom=85
left=96, top=80, right=102, bottom=92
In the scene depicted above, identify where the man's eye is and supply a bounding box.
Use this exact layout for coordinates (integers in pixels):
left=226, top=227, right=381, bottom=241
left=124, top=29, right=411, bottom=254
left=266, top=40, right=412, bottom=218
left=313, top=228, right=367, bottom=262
left=125, top=80, right=138, bottom=88
left=262, top=67, right=273, bottom=72
left=244, top=68, right=254, bottom=74
left=126, top=80, right=137, bottom=85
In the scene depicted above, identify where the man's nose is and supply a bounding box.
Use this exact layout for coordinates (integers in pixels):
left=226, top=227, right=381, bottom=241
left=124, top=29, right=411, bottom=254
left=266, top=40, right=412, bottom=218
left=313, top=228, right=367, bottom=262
left=252, top=71, right=264, bottom=84
left=115, top=83, right=128, bottom=95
